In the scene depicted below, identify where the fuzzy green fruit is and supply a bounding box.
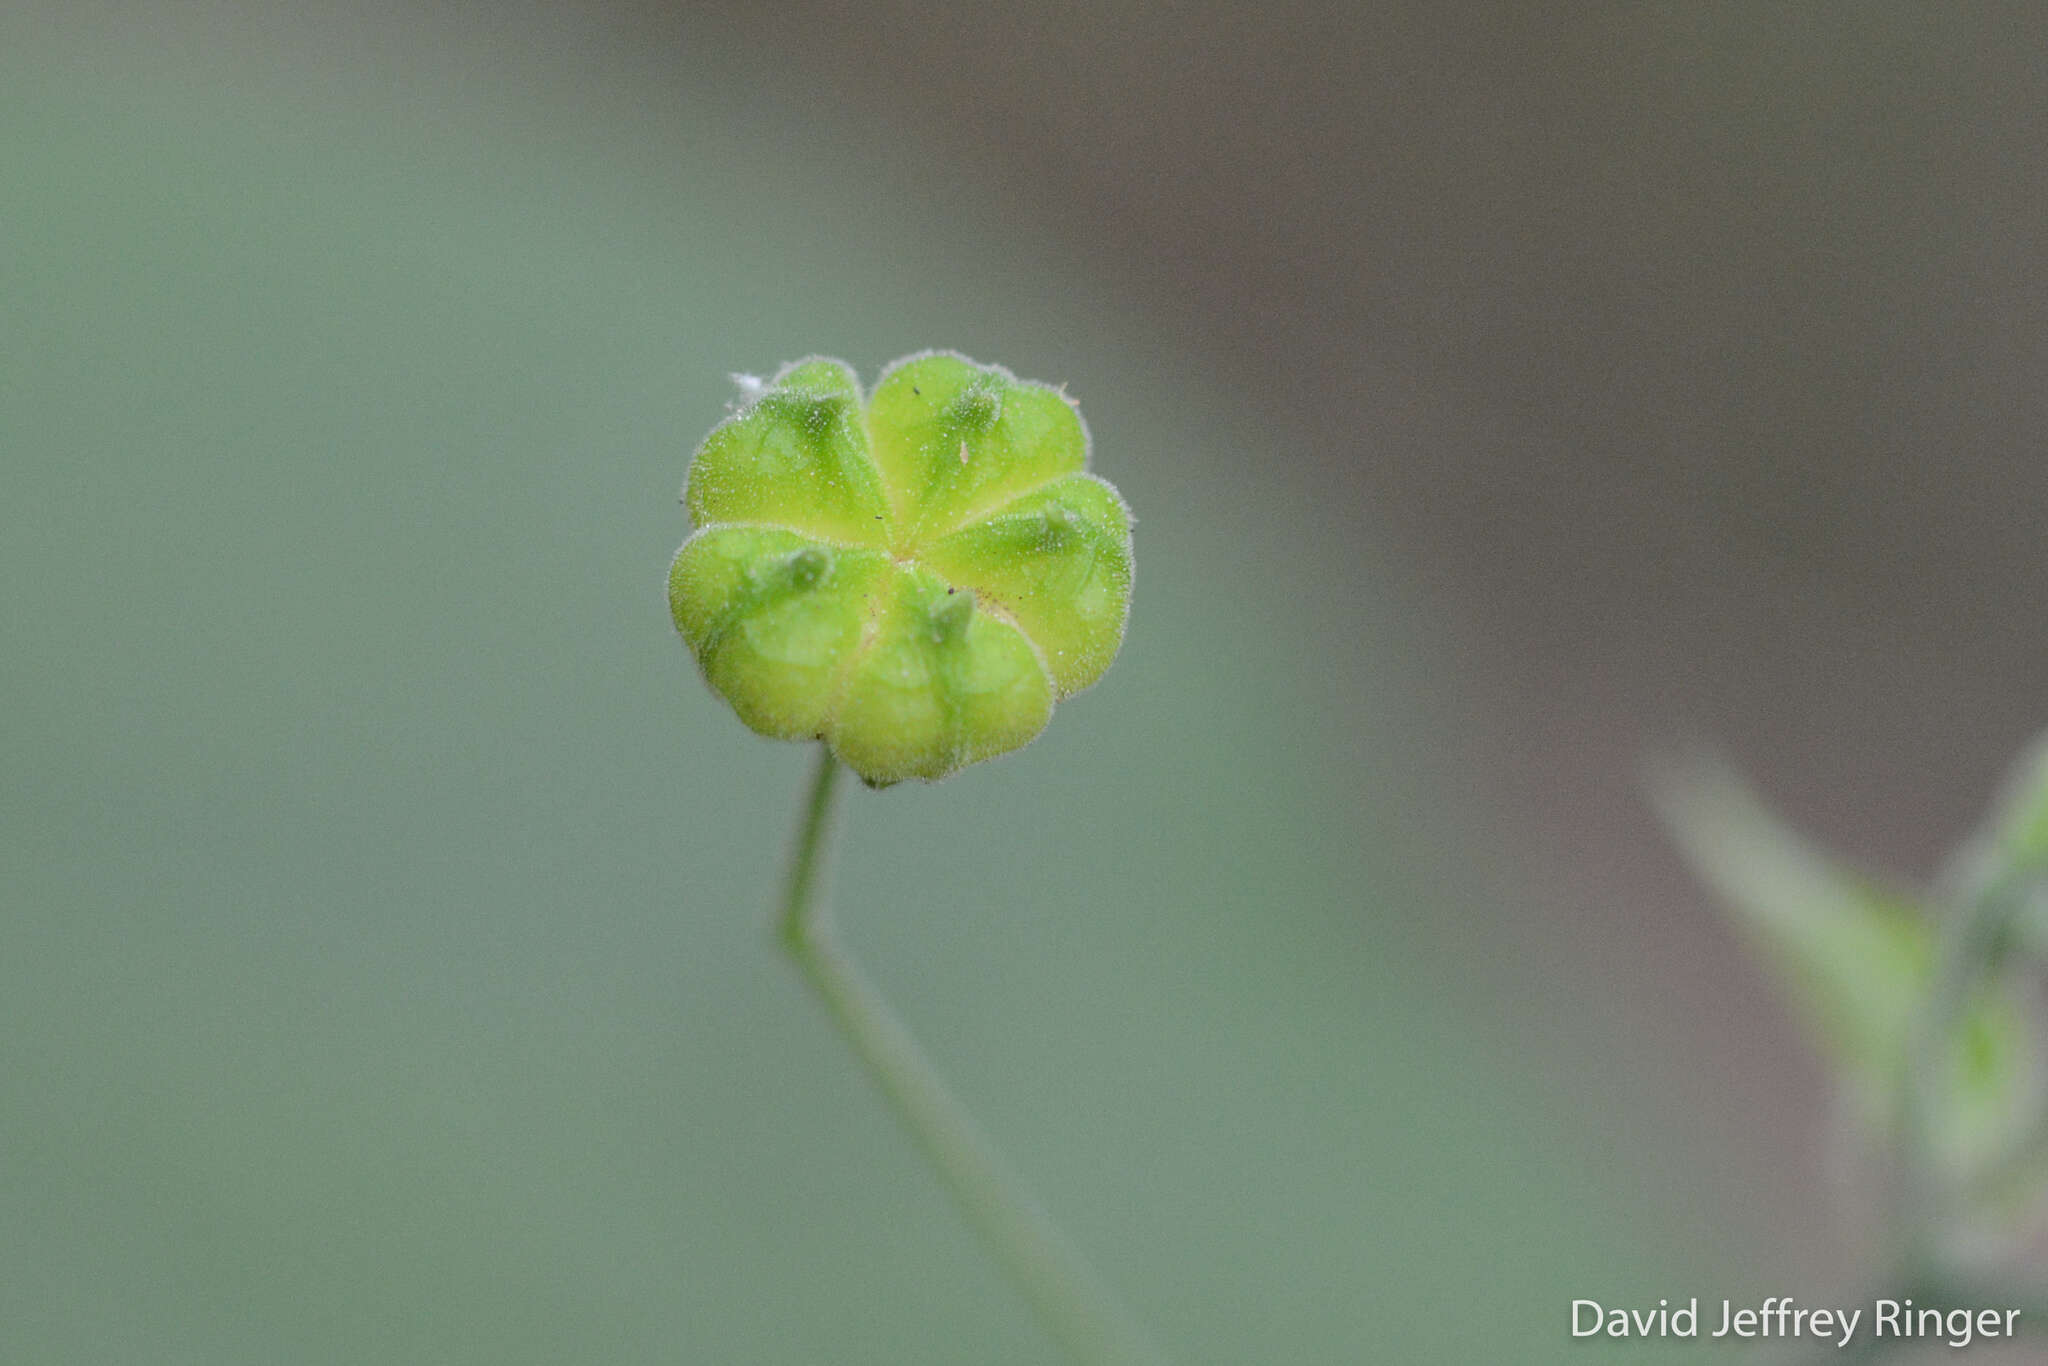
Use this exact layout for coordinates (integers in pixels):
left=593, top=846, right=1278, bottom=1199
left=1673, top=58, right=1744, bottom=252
left=670, top=353, right=1132, bottom=785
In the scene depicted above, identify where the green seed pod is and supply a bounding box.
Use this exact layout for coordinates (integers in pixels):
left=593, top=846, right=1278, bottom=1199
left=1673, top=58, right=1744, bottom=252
left=669, top=353, right=1133, bottom=785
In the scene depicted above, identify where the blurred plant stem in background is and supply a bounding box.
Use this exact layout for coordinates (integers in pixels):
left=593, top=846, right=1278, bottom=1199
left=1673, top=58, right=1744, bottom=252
left=774, top=748, right=1171, bottom=1366
left=1656, top=737, right=2048, bottom=1362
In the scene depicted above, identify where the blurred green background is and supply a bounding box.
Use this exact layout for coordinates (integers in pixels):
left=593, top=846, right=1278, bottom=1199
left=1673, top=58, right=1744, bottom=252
left=7, top=4, right=2041, bottom=1362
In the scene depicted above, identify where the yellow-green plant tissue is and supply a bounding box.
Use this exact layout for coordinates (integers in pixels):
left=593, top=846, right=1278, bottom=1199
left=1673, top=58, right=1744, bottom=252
left=669, top=353, right=1133, bottom=785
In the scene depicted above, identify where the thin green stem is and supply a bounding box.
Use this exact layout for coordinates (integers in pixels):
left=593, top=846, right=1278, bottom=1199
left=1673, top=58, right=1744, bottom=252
left=775, top=746, right=1169, bottom=1366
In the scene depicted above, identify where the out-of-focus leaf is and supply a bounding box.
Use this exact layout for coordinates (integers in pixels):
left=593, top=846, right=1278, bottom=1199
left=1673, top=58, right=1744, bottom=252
left=1651, top=756, right=1930, bottom=1092
left=1986, top=733, right=2048, bottom=873
left=1950, top=733, right=2048, bottom=956
left=1649, top=755, right=2037, bottom=1173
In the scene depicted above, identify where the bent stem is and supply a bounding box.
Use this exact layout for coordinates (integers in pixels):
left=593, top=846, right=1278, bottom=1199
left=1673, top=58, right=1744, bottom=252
left=775, top=746, right=1170, bottom=1366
